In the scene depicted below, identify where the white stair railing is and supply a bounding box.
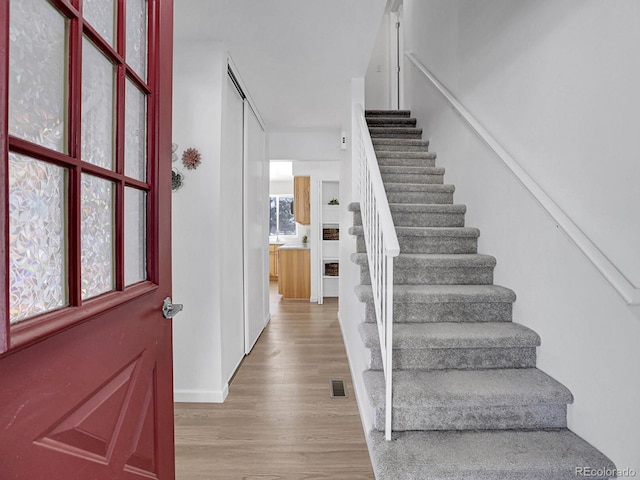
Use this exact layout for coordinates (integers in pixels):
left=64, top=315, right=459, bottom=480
left=354, top=104, right=400, bottom=441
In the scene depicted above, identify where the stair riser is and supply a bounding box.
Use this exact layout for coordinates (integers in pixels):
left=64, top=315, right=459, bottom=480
left=381, top=173, right=444, bottom=184
left=352, top=211, right=465, bottom=227
left=386, top=191, right=453, bottom=204
left=364, top=302, right=513, bottom=323
left=367, top=119, right=417, bottom=127
left=376, top=151, right=436, bottom=159
left=372, top=143, right=430, bottom=152
left=373, top=405, right=568, bottom=431
left=365, top=110, right=410, bottom=117
left=392, top=211, right=465, bottom=227
left=355, top=235, right=478, bottom=254
left=378, top=158, right=437, bottom=168
left=368, top=347, right=537, bottom=371
left=359, top=265, right=494, bottom=285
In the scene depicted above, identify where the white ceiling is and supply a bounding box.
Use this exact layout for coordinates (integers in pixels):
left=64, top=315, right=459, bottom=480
left=174, top=0, right=387, bottom=130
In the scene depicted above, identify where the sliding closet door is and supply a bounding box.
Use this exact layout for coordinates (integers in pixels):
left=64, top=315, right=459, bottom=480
left=221, top=75, right=245, bottom=381
left=243, top=104, right=266, bottom=353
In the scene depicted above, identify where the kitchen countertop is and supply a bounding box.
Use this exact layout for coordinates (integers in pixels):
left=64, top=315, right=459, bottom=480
left=278, top=244, right=310, bottom=250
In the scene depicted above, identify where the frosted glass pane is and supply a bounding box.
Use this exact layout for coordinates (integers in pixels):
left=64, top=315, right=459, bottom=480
left=9, top=0, right=68, bottom=152
left=125, top=79, right=147, bottom=181
left=9, top=153, right=67, bottom=324
left=126, top=0, right=147, bottom=79
left=124, top=188, right=147, bottom=286
left=81, top=175, right=114, bottom=299
left=83, top=0, right=116, bottom=46
left=82, top=38, right=115, bottom=170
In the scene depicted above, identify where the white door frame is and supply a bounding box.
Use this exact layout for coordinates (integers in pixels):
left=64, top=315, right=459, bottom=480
left=390, top=6, right=404, bottom=110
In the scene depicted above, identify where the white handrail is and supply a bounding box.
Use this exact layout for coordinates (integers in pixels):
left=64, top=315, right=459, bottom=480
left=354, top=103, right=400, bottom=441
left=406, top=52, right=640, bottom=306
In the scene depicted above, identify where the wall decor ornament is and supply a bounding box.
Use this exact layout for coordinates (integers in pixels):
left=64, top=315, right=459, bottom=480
left=171, top=143, right=179, bottom=162
left=182, top=147, right=201, bottom=170
left=171, top=168, right=184, bottom=192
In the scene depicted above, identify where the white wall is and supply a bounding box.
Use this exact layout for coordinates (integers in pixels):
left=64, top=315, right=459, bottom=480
left=172, top=39, right=227, bottom=402
left=269, top=179, right=293, bottom=196
left=403, top=0, right=640, bottom=470
left=365, top=13, right=391, bottom=110
left=338, top=77, right=374, bottom=436
left=172, top=39, right=269, bottom=403
left=269, top=131, right=342, bottom=161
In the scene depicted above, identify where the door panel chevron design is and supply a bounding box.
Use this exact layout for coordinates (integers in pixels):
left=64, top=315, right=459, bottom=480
left=34, top=357, right=141, bottom=463
left=124, top=365, right=158, bottom=479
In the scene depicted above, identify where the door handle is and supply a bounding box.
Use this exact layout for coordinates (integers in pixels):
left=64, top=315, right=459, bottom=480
left=162, top=297, right=183, bottom=319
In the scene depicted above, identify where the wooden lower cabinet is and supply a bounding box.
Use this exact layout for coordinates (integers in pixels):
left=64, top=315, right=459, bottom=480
left=278, top=247, right=310, bottom=299
left=269, top=244, right=283, bottom=280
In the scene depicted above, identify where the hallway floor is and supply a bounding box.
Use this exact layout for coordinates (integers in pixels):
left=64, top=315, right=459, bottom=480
left=174, top=282, right=374, bottom=479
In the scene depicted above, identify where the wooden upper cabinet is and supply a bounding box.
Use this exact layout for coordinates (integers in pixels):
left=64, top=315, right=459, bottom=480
left=293, top=176, right=311, bottom=225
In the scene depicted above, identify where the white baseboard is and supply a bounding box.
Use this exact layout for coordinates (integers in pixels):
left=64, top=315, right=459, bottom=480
left=337, top=310, right=374, bottom=440
left=174, top=384, right=229, bottom=403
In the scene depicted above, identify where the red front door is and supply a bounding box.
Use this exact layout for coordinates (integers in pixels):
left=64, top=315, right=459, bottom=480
left=0, top=1, right=175, bottom=478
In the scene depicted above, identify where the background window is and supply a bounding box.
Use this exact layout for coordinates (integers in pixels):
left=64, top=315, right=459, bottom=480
left=270, top=195, right=296, bottom=236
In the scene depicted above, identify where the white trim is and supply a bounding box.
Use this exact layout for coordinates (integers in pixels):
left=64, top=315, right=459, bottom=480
left=174, top=384, right=229, bottom=403
left=406, top=52, right=640, bottom=306
left=337, top=312, right=375, bottom=442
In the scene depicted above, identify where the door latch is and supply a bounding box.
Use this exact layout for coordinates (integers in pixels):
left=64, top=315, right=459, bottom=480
left=162, top=297, right=183, bottom=319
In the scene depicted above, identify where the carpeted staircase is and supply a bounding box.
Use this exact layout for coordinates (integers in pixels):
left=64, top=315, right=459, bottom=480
left=349, top=110, right=616, bottom=480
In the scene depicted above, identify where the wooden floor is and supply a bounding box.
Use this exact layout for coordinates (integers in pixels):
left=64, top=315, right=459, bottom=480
left=174, top=282, right=374, bottom=480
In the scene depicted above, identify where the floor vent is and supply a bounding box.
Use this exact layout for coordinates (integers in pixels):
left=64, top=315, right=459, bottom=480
left=330, top=380, right=347, bottom=398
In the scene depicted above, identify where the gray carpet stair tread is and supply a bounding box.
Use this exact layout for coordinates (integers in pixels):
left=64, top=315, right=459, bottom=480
left=380, top=165, right=444, bottom=174
left=385, top=183, right=454, bottom=193
left=368, top=429, right=616, bottom=480
left=349, top=225, right=480, bottom=238
left=359, top=322, right=540, bottom=349
left=390, top=203, right=466, bottom=213
left=364, top=369, right=574, bottom=407
left=350, top=201, right=467, bottom=214
left=376, top=151, right=437, bottom=159
left=355, top=284, right=516, bottom=303
left=351, top=253, right=496, bottom=268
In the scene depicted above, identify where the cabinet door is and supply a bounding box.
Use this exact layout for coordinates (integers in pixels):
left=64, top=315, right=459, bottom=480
left=293, top=176, right=310, bottom=225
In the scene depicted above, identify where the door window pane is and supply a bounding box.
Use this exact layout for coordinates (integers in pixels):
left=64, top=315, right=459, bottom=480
left=125, top=79, right=147, bottom=181
left=9, top=0, right=68, bottom=153
left=126, top=0, right=147, bottom=79
left=83, top=0, right=116, bottom=47
left=81, top=175, right=114, bottom=299
left=124, top=187, right=147, bottom=286
left=9, top=153, right=67, bottom=324
left=82, top=38, right=115, bottom=170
